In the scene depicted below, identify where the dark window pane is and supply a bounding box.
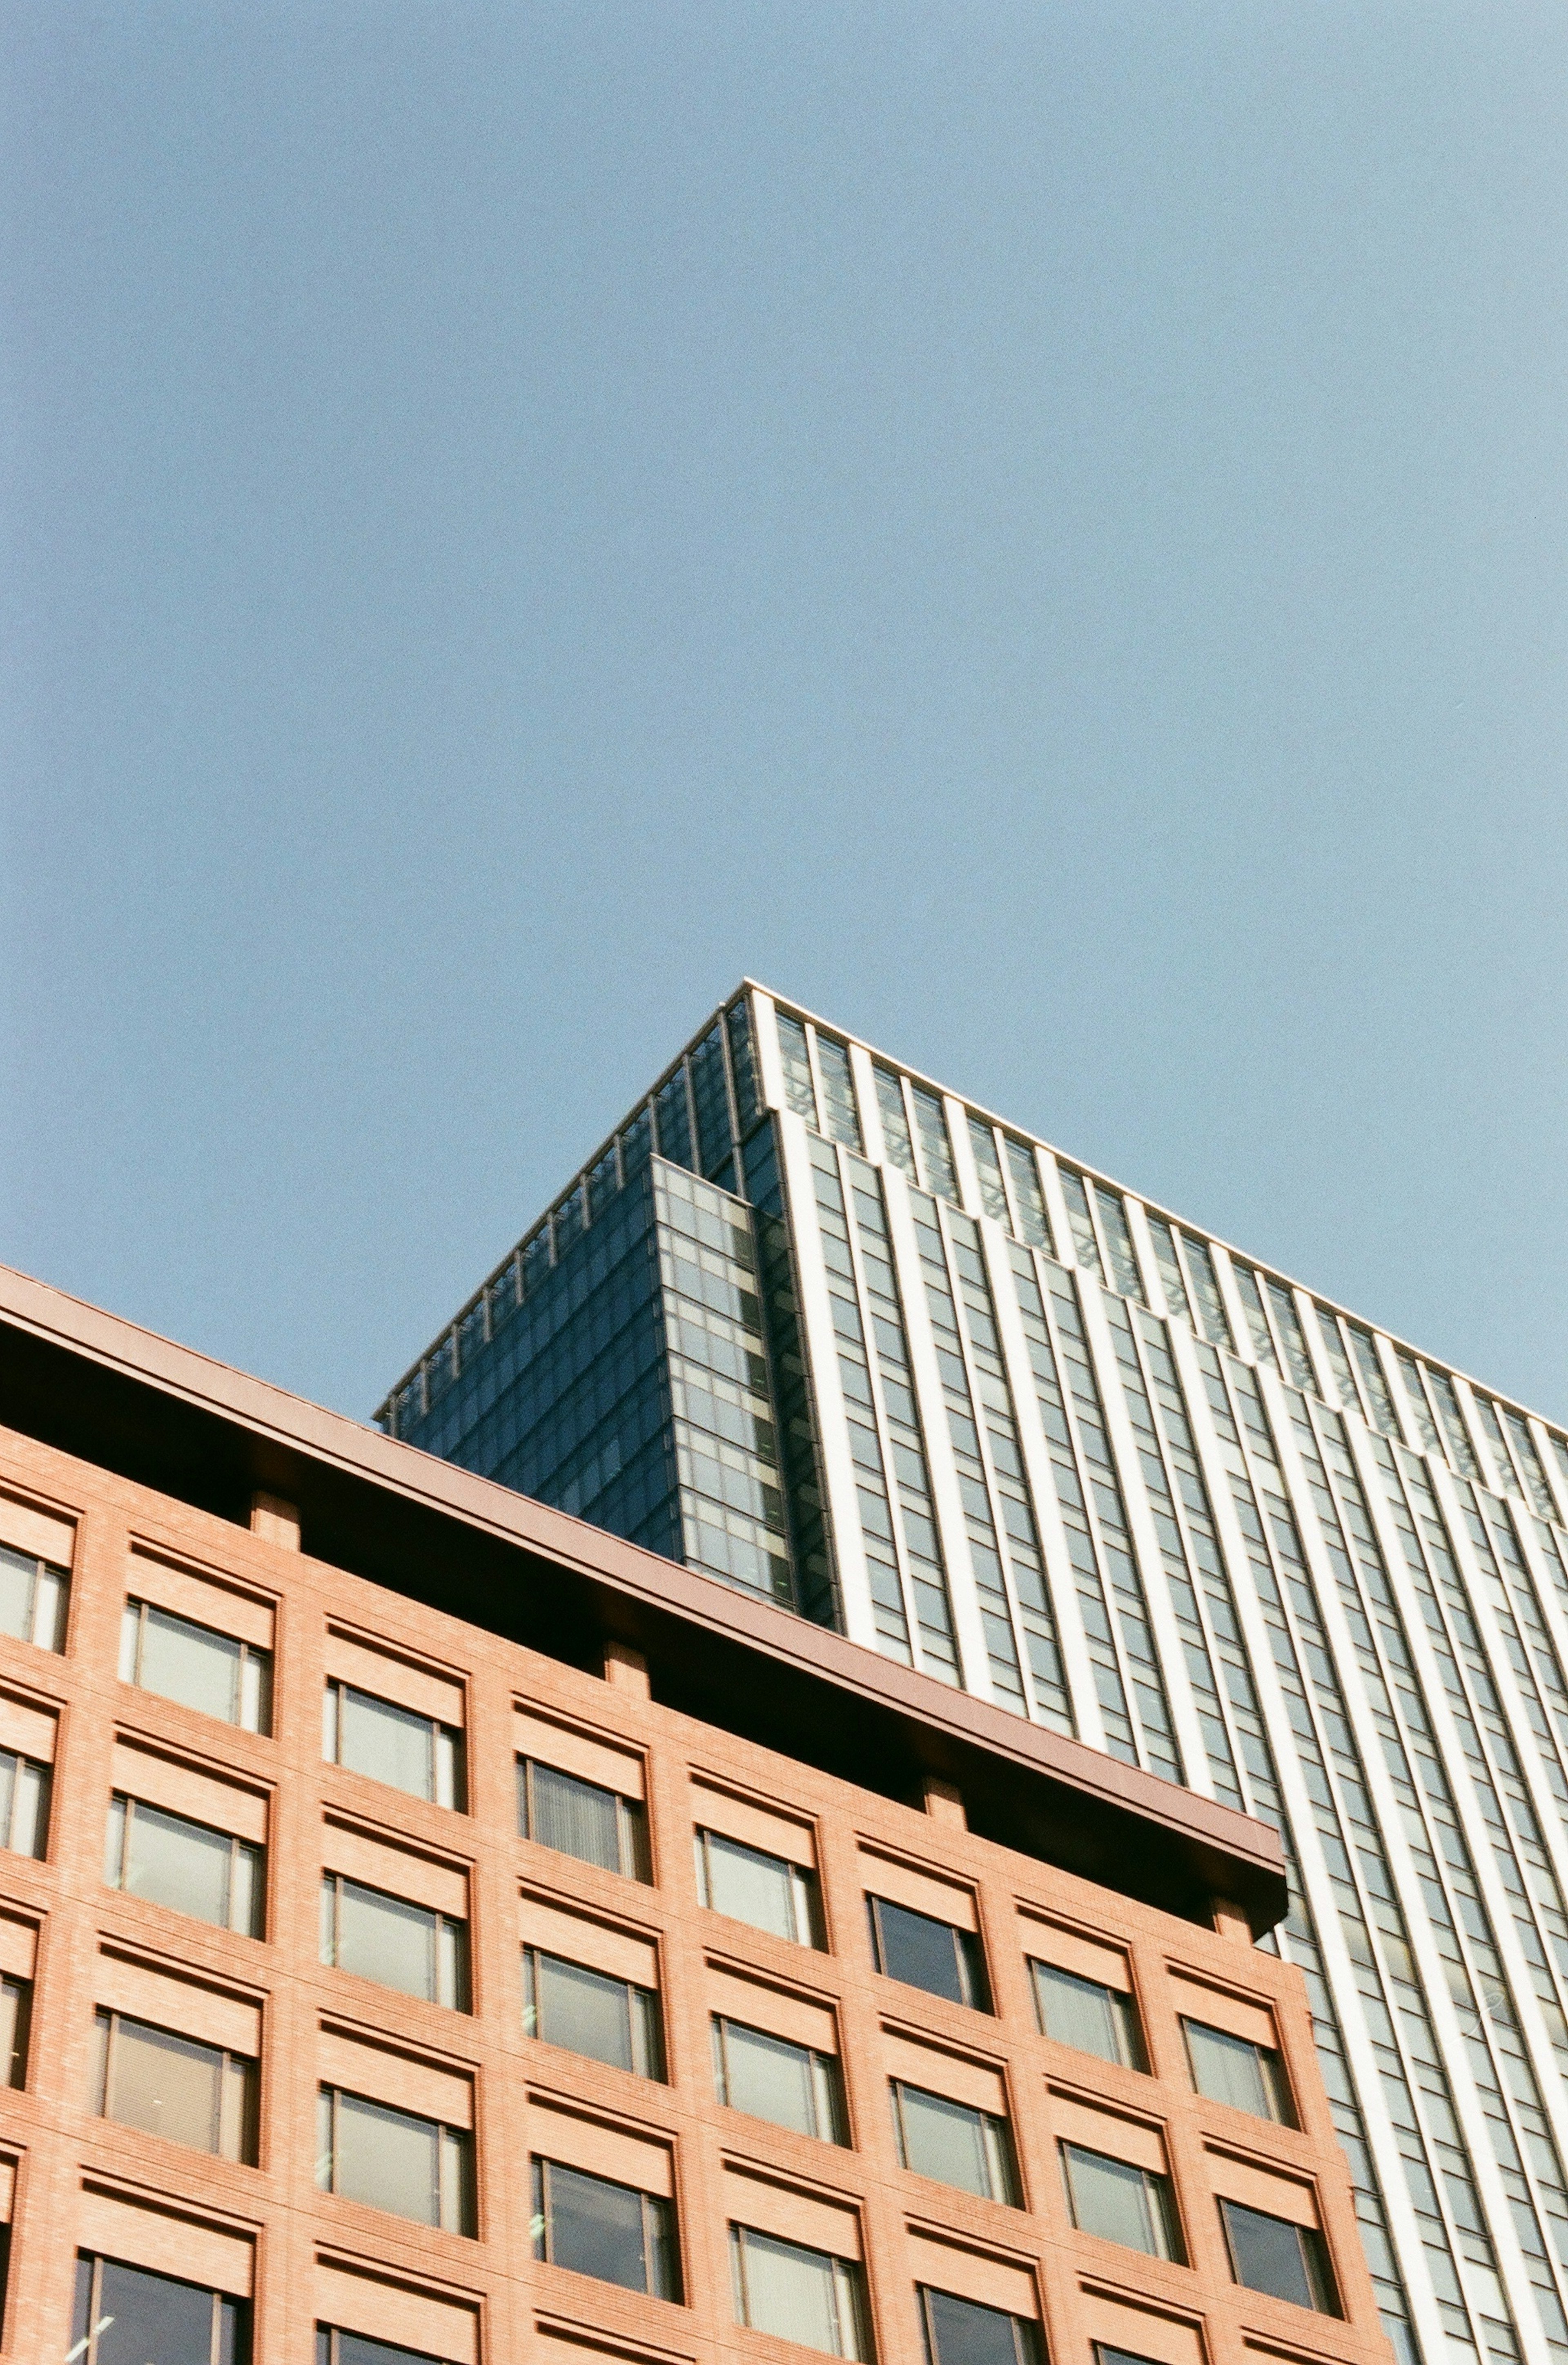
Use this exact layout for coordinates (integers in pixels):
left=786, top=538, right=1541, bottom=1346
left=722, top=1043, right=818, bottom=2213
left=869, top=1896, right=984, bottom=2007
left=540, top=2160, right=650, bottom=2292
left=1221, top=2199, right=1337, bottom=2313
left=77, top=2257, right=233, bottom=2365
left=332, top=2336, right=442, bottom=2365
left=922, top=2286, right=1033, bottom=2365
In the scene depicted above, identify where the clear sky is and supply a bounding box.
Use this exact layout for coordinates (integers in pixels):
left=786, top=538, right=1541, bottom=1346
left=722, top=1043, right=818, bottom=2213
left=4, top=3, right=1566, bottom=1430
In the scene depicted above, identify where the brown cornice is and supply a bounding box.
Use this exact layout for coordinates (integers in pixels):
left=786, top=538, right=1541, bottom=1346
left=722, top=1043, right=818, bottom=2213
left=0, top=1261, right=1287, bottom=1936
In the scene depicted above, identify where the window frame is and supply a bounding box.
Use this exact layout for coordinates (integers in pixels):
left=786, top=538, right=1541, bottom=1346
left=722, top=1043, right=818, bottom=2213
left=523, top=1944, right=664, bottom=2081
left=530, top=2154, right=680, bottom=2301
left=320, top=1872, right=469, bottom=2011
left=94, top=2004, right=258, bottom=2164
left=0, top=1542, right=68, bottom=1652
left=1181, top=2014, right=1295, bottom=2125
left=1030, top=1958, right=1145, bottom=2070
left=517, top=1755, right=650, bottom=1881
left=1060, top=2140, right=1185, bottom=2263
left=73, top=2251, right=250, bottom=2365
left=105, top=1791, right=265, bottom=1937
left=917, top=2283, right=1042, bottom=2365
left=729, top=2221, right=867, bottom=2359
left=866, top=1893, right=989, bottom=2011
left=890, top=2075, right=1018, bottom=2203
left=694, top=1825, right=821, bottom=1944
left=0, top=1748, right=49, bottom=1860
left=0, top=1973, right=29, bottom=2089
left=120, top=1595, right=272, bottom=1734
left=316, top=2084, right=475, bottom=2236
left=1218, top=2196, right=1340, bottom=2315
left=711, top=2012, right=846, bottom=2143
left=324, top=1681, right=464, bottom=1810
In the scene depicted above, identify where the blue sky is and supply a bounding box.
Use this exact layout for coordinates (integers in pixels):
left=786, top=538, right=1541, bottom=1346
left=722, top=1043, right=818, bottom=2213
left=4, top=2, right=1566, bottom=1425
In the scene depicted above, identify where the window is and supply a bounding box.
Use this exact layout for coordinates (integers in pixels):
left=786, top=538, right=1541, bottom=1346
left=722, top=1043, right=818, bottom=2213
left=695, top=1827, right=821, bottom=1944
left=1096, top=2349, right=1165, bottom=2365
left=1031, top=1961, right=1144, bottom=2069
left=317, top=2335, right=444, bottom=2365
left=325, top=1683, right=463, bottom=1809
left=531, top=2158, right=679, bottom=2300
left=72, top=2254, right=249, bottom=2365
left=321, top=1876, right=468, bottom=2010
left=1183, top=2017, right=1294, bottom=2124
left=918, top=2285, right=1041, bottom=2365
left=1219, top=2198, right=1339, bottom=2314
left=105, top=1796, right=264, bottom=1936
left=712, top=2015, right=844, bottom=2141
left=891, top=2080, right=1018, bottom=2202
left=122, top=1600, right=271, bottom=1733
left=874, top=1068, right=918, bottom=1182
left=866, top=1895, right=988, bottom=2011
left=0, top=1974, right=29, bottom=2087
left=94, top=2008, right=258, bottom=2162
left=911, top=1088, right=958, bottom=1201
left=731, top=2225, right=867, bottom=2358
left=519, top=1758, right=649, bottom=1880
left=1061, top=2143, right=1183, bottom=2260
left=0, top=1749, right=48, bottom=1859
left=0, top=1541, right=67, bottom=1651
left=317, top=2087, right=474, bottom=2234
left=525, top=1949, right=663, bottom=2079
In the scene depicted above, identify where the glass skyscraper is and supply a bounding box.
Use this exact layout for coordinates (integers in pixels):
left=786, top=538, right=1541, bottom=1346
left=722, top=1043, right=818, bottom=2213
left=381, top=982, right=1568, bottom=2365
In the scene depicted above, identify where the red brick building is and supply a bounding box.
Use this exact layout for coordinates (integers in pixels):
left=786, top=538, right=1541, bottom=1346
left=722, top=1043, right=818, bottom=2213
left=0, top=1264, right=1388, bottom=2365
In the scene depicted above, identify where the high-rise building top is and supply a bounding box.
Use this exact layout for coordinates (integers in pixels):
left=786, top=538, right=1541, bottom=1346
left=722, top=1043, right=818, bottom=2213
left=381, top=983, right=1568, bottom=2365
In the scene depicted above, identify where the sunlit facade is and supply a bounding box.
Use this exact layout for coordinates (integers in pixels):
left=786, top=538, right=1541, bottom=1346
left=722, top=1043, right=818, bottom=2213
left=384, top=982, right=1568, bottom=2365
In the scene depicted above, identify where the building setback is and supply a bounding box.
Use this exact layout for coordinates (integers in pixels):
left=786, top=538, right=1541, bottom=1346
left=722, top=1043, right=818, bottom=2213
left=384, top=984, right=1568, bottom=2365
left=0, top=1260, right=1388, bottom=2365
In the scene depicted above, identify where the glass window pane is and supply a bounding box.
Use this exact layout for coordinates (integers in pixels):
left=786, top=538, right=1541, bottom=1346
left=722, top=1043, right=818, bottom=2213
left=0, top=1975, right=29, bottom=2087
left=337, top=1880, right=437, bottom=2002
left=0, top=1549, right=33, bottom=1643
left=1221, top=2200, right=1322, bottom=2309
left=543, top=2160, right=650, bottom=2292
left=897, top=2084, right=992, bottom=2197
left=89, top=2259, right=220, bottom=2365
left=138, top=1606, right=241, bottom=1722
left=871, top=1897, right=963, bottom=2004
left=334, top=2092, right=441, bottom=2225
left=1064, top=2145, right=1174, bottom=2258
left=735, top=2227, right=841, bottom=2352
left=339, top=1688, right=434, bottom=1800
left=1033, top=1962, right=1131, bottom=2063
left=333, top=2336, right=442, bottom=2365
left=124, top=1803, right=232, bottom=1926
left=719, top=2020, right=818, bottom=2136
left=535, top=1954, right=633, bottom=2072
left=105, top=2015, right=223, bottom=2151
left=702, top=1833, right=796, bottom=1938
left=923, top=2287, right=1028, bottom=2365
left=1185, top=2020, right=1282, bottom=2119
left=530, top=1763, right=621, bottom=1871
